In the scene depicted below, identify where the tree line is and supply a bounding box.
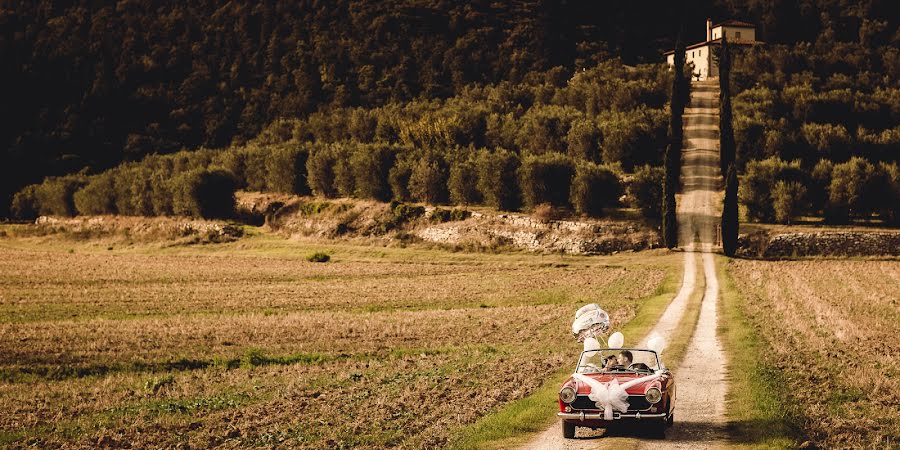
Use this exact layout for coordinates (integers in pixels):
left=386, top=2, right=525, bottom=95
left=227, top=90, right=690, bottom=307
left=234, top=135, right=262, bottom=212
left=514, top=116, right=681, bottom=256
left=3, top=0, right=896, bottom=216
left=11, top=141, right=667, bottom=222
left=726, top=33, right=899, bottom=226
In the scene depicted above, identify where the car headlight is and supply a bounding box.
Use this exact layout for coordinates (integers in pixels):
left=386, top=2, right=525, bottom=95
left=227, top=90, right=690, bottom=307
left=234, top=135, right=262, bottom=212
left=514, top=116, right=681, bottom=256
left=645, top=387, right=662, bottom=404
left=559, top=386, right=576, bottom=404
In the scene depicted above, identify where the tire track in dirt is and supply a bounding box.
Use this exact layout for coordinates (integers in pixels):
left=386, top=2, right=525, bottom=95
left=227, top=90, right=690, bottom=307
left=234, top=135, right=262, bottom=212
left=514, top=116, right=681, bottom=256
left=519, top=80, right=727, bottom=449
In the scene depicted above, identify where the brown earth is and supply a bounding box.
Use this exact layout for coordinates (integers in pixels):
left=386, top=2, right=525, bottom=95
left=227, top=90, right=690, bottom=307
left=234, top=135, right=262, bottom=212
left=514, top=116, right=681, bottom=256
left=0, top=234, right=678, bottom=449
left=728, top=259, right=900, bottom=448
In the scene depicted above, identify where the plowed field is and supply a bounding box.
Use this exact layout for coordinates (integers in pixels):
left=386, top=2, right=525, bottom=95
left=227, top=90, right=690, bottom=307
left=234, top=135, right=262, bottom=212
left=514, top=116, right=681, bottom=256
left=0, top=233, right=678, bottom=448
left=728, top=259, right=900, bottom=449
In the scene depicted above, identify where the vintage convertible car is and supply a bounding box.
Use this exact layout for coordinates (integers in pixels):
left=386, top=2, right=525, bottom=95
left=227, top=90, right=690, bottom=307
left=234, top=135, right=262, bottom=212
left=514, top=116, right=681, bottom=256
left=557, top=348, right=675, bottom=438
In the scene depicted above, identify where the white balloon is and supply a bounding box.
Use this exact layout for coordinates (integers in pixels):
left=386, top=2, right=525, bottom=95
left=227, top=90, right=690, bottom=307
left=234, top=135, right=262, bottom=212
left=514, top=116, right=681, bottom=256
left=583, top=337, right=602, bottom=352
left=608, top=332, right=624, bottom=349
left=647, top=333, right=667, bottom=354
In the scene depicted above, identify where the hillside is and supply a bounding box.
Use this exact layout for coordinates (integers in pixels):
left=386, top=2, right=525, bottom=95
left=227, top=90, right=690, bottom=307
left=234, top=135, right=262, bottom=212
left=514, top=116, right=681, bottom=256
left=2, top=0, right=898, bottom=216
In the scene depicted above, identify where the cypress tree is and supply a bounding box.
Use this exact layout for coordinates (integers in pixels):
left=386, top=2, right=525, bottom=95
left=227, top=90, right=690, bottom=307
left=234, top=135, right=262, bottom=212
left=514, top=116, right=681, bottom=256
left=719, top=36, right=735, bottom=177
left=663, top=29, right=686, bottom=249
left=722, top=164, right=739, bottom=256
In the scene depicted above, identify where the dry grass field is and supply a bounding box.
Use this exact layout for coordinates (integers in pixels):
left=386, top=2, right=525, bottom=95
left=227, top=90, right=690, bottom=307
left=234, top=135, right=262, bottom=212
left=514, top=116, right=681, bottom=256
left=0, top=229, right=679, bottom=448
left=727, top=259, right=900, bottom=449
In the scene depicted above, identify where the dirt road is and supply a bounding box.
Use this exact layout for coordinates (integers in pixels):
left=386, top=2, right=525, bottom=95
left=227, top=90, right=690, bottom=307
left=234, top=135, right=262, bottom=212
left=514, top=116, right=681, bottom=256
left=520, top=80, right=726, bottom=449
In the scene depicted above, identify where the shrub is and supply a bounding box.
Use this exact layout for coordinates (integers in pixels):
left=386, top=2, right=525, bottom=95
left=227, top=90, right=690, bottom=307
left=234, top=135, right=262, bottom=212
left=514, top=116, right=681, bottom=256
left=34, top=175, right=88, bottom=217
left=570, top=162, right=621, bottom=217
left=11, top=185, right=39, bottom=220
left=772, top=180, right=808, bottom=224
left=448, top=155, right=481, bottom=205
left=388, top=156, right=414, bottom=202
left=172, top=169, right=237, bottom=218
left=801, top=123, right=852, bottom=162
left=331, top=144, right=355, bottom=197
left=739, top=157, right=804, bottom=222
left=306, top=252, right=331, bottom=263
left=74, top=172, right=117, bottom=215
left=828, top=157, right=888, bottom=222
left=599, top=107, right=667, bottom=170
left=475, top=148, right=520, bottom=211
left=408, top=153, right=448, bottom=204
left=627, top=165, right=664, bottom=218
left=566, top=118, right=601, bottom=162
left=306, top=145, right=338, bottom=197
left=265, top=144, right=310, bottom=195
left=350, top=143, right=396, bottom=201
left=242, top=147, right=269, bottom=192
left=392, top=202, right=425, bottom=223
left=810, top=160, right=834, bottom=216
left=520, top=153, right=575, bottom=208
left=879, top=162, right=900, bottom=225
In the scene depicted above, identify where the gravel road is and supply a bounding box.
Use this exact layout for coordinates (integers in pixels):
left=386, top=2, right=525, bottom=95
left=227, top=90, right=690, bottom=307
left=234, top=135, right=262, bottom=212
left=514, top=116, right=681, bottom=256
left=520, top=80, right=727, bottom=449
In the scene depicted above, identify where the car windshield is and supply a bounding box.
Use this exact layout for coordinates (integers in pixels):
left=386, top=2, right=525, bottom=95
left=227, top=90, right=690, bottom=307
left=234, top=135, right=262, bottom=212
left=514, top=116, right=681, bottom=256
left=575, top=349, right=661, bottom=374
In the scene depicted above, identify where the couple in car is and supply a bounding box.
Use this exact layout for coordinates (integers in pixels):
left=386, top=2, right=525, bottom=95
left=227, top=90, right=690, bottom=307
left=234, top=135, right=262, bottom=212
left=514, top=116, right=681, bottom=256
left=603, top=350, right=633, bottom=370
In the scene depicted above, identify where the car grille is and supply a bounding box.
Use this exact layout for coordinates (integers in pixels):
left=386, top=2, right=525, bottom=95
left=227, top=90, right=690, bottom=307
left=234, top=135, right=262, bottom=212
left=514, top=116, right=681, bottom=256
left=570, top=395, right=652, bottom=411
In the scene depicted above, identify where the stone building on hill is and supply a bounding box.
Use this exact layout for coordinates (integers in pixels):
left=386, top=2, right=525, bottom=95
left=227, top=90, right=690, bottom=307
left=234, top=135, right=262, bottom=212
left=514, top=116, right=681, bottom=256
left=665, top=19, right=762, bottom=80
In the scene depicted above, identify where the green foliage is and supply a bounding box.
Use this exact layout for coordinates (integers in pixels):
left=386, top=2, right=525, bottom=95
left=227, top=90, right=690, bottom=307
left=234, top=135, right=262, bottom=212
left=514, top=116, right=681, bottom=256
left=33, top=175, right=88, bottom=217
left=448, top=153, right=482, bottom=205
left=11, top=185, right=39, bottom=220
left=306, top=252, right=331, bottom=263
left=720, top=37, right=735, bottom=176
left=519, top=153, right=575, bottom=208
left=388, top=156, right=414, bottom=202
left=598, top=107, right=668, bottom=170
left=627, top=165, right=664, bottom=218
left=570, top=163, right=621, bottom=217
left=772, top=181, right=808, bottom=224
left=566, top=118, right=601, bottom=162
left=408, top=153, right=449, bottom=204
left=828, top=157, right=888, bottom=223
left=476, top=149, right=521, bottom=211
left=306, top=145, right=338, bottom=198
left=809, top=160, right=835, bottom=216
left=264, top=145, right=310, bottom=195
left=722, top=165, right=739, bottom=257
left=391, top=203, right=426, bottom=223
left=171, top=169, right=238, bottom=219
left=74, top=172, right=117, bottom=215
left=663, top=33, right=685, bottom=249
left=739, top=157, right=805, bottom=222
left=350, top=143, right=398, bottom=201
left=800, top=123, right=851, bottom=162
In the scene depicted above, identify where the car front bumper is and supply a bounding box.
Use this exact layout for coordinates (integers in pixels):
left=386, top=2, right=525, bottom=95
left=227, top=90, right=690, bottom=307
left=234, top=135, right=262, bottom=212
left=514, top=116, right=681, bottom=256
left=557, top=411, right=667, bottom=421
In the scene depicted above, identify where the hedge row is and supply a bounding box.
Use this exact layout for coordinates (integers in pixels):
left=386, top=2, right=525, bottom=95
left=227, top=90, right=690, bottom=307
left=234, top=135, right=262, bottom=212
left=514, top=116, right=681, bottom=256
left=741, top=156, right=899, bottom=225
left=12, top=142, right=664, bottom=221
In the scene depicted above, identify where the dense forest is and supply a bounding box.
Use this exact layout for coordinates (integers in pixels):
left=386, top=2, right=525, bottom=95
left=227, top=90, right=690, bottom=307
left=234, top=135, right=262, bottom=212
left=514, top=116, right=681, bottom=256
left=3, top=0, right=899, bottom=222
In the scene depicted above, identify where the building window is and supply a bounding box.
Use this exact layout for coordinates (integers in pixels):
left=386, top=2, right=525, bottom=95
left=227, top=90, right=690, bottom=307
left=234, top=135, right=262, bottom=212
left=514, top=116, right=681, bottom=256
left=699, top=49, right=702, bottom=56
left=735, top=31, right=741, bottom=39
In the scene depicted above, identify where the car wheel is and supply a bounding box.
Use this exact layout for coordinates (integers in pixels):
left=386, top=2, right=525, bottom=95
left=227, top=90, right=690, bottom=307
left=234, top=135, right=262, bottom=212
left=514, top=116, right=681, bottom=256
left=562, top=420, right=576, bottom=439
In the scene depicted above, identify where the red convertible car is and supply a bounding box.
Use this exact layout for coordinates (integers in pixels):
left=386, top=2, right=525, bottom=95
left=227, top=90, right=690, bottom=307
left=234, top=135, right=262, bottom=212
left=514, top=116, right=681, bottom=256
left=557, top=348, right=675, bottom=438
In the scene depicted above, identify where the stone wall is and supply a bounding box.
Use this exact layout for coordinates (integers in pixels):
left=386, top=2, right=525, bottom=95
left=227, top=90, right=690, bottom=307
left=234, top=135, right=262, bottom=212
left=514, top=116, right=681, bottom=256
left=737, top=230, right=900, bottom=258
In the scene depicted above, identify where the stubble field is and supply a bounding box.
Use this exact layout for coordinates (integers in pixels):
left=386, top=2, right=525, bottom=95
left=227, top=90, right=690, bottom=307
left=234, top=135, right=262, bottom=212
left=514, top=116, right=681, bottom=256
left=727, top=258, right=900, bottom=449
left=0, top=231, right=678, bottom=448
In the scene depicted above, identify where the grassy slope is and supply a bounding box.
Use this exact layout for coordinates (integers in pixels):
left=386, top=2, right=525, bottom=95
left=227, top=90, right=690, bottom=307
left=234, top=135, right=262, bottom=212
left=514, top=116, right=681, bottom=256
left=717, top=256, right=800, bottom=449
left=448, top=251, right=701, bottom=450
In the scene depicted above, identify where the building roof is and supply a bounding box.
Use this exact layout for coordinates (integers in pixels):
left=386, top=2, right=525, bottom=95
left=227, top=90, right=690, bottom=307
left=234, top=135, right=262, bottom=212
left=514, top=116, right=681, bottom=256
left=712, top=19, right=755, bottom=28
left=663, top=38, right=761, bottom=55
